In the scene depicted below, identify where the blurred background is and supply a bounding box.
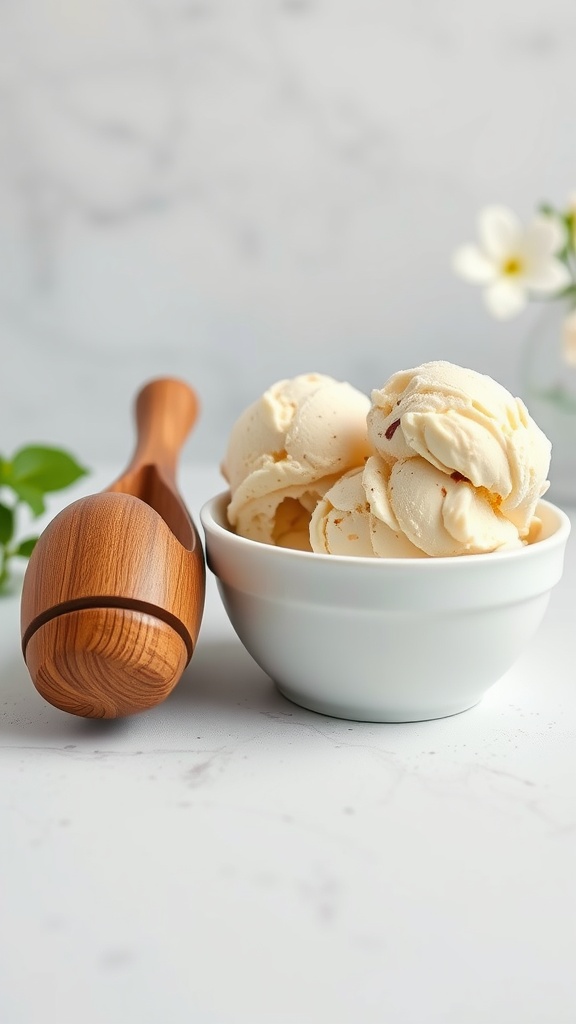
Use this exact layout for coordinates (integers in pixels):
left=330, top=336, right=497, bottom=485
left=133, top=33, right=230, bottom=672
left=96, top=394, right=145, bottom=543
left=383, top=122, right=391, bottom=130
left=1, top=0, right=575, bottom=468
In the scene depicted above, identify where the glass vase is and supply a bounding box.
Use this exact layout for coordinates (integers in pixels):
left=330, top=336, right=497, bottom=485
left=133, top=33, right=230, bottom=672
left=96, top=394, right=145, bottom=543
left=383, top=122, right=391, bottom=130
left=520, top=301, right=576, bottom=506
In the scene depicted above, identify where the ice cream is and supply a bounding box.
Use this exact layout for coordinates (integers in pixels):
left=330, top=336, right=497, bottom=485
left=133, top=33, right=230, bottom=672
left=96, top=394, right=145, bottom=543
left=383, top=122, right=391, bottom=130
left=224, top=362, right=551, bottom=558
left=365, top=361, right=551, bottom=555
left=222, top=374, right=371, bottom=549
left=361, top=453, right=525, bottom=557
left=310, top=466, right=427, bottom=557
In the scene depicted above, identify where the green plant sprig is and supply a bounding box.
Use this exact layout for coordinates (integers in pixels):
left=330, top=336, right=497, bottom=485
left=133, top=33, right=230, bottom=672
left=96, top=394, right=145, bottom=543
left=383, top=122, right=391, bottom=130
left=0, top=446, right=88, bottom=593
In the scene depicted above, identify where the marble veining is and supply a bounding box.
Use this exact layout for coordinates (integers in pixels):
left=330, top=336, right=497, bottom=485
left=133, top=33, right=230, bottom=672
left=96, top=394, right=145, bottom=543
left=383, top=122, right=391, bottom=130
left=2, top=1, right=576, bottom=467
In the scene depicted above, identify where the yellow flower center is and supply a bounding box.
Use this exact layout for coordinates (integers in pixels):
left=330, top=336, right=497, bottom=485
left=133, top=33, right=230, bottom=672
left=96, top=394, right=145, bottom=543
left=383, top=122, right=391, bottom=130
left=502, top=257, right=523, bottom=277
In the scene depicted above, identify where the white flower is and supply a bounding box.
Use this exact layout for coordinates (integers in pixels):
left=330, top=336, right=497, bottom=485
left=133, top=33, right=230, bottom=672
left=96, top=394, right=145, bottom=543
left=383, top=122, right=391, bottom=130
left=453, top=205, right=571, bottom=320
left=562, top=308, right=576, bottom=367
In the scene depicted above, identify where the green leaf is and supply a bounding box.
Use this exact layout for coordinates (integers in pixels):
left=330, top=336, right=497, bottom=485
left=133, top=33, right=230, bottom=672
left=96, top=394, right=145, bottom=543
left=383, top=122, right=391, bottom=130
left=11, top=483, right=46, bottom=517
left=14, top=536, right=39, bottom=558
left=0, top=503, right=14, bottom=545
left=10, top=446, right=88, bottom=494
left=0, top=457, right=10, bottom=486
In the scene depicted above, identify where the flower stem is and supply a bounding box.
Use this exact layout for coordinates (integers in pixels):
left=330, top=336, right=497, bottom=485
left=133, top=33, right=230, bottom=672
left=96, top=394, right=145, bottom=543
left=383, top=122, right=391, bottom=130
left=0, top=545, right=9, bottom=593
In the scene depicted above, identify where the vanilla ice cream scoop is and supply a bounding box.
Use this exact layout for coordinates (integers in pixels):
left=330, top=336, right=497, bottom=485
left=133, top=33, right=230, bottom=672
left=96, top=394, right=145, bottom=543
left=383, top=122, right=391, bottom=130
left=223, top=374, right=371, bottom=548
left=369, top=454, right=523, bottom=556
left=368, top=361, right=551, bottom=538
left=310, top=466, right=426, bottom=557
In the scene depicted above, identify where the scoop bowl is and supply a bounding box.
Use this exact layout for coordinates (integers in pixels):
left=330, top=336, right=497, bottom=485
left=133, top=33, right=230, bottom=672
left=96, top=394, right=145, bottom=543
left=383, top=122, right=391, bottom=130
left=201, top=492, right=571, bottom=723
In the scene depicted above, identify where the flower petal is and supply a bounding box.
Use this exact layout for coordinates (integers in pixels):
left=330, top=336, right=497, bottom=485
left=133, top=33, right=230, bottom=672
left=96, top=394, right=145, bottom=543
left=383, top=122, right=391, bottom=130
left=524, top=258, right=571, bottom=294
left=452, top=245, right=496, bottom=284
left=478, top=205, right=521, bottom=260
left=523, top=215, right=566, bottom=259
left=484, top=279, right=527, bottom=319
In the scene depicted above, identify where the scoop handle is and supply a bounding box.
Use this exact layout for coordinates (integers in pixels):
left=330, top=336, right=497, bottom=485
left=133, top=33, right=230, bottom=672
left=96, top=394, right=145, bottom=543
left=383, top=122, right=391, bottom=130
left=125, top=378, right=199, bottom=481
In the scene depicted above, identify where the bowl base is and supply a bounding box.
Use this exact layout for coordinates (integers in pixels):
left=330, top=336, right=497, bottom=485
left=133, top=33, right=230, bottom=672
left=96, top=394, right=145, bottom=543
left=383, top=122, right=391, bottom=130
left=275, top=682, right=481, bottom=724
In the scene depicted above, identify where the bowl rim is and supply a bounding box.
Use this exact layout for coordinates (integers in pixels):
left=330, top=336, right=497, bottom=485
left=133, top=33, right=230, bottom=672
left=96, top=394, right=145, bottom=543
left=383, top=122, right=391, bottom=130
left=200, top=490, right=572, bottom=569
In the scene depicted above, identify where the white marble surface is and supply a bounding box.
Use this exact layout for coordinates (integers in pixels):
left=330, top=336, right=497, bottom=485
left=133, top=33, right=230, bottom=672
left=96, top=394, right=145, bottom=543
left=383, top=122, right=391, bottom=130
left=2, top=0, right=576, bottom=470
left=1, top=466, right=576, bottom=1024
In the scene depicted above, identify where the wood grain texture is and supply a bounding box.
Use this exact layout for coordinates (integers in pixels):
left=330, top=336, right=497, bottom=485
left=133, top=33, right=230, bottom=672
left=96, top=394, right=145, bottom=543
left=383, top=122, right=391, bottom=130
left=20, top=378, right=206, bottom=718
left=21, top=491, right=204, bottom=653
left=26, top=607, right=188, bottom=718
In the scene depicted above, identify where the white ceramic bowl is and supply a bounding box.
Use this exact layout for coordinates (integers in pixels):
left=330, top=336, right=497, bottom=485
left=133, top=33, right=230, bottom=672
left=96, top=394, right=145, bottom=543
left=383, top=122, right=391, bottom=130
left=200, top=493, right=571, bottom=723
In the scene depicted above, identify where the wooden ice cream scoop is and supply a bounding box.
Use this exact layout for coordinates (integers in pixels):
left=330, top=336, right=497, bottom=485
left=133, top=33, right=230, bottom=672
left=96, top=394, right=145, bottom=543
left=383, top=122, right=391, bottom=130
left=20, top=378, right=206, bottom=719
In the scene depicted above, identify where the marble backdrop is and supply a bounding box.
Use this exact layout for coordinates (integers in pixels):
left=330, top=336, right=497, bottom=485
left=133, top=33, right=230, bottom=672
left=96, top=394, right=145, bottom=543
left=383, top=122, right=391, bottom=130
left=1, top=0, right=575, bottom=466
